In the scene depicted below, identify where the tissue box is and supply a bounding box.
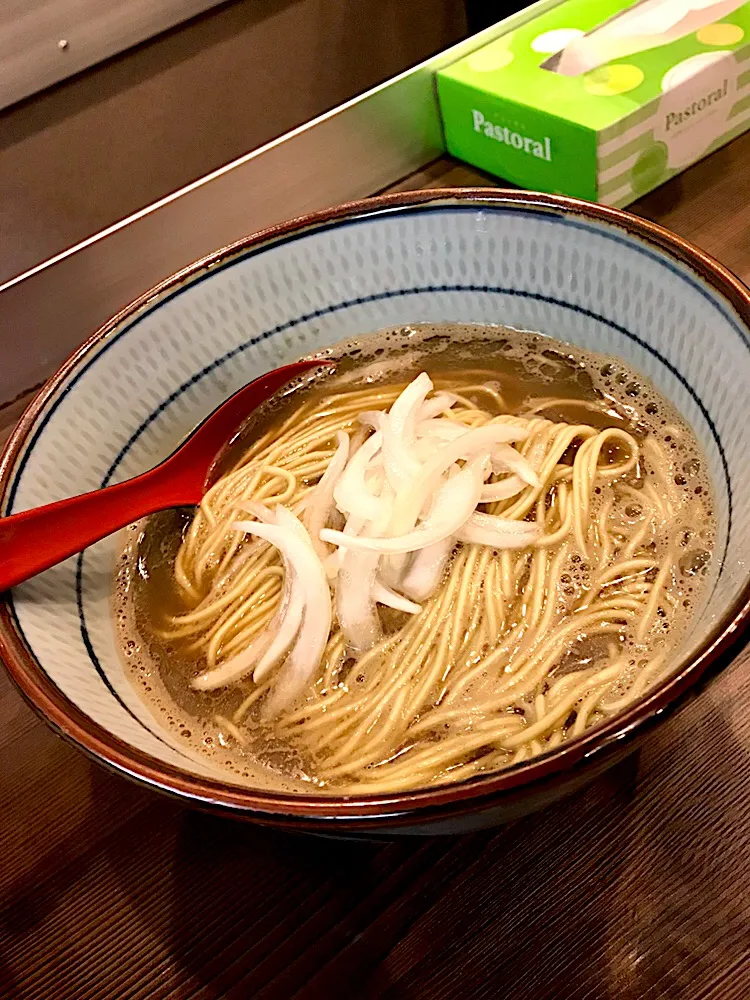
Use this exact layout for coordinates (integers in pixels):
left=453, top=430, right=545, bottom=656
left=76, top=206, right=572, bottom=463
left=437, top=0, right=750, bottom=206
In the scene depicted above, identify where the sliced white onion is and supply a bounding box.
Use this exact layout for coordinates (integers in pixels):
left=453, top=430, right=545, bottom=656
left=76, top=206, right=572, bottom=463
left=277, top=503, right=315, bottom=543
left=252, top=577, right=305, bottom=682
left=337, top=548, right=382, bottom=653
left=419, top=392, right=459, bottom=420
left=191, top=629, right=275, bottom=691
left=251, top=500, right=319, bottom=684
left=226, top=509, right=331, bottom=716
left=381, top=411, right=422, bottom=489
left=372, top=581, right=422, bottom=614
left=322, top=511, right=365, bottom=580
left=400, top=535, right=455, bottom=601
left=335, top=492, right=401, bottom=653
left=416, top=418, right=467, bottom=441
left=343, top=514, right=367, bottom=537
left=190, top=540, right=296, bottom=691
left=490, top=443, right=540, bottom=487
left=389, top=372, right=434, bottom=441
left=413, top=437, right=439, bottom=463
left=357, top=410, right=383, bottom=431
left=303, top=430, right=350, bottom=561
left=479, top=474, right=526, bottom=503
left=364, top=461, right=386, bottom=497
left=391, top=423, right=529, bottom=533
left=322, top=456, right=487, bottom=556
left=383, top=455, right=485, bottom=584
left=457, top=510, right=541, bottom=548
left=236, top=500, right=275, bottom=522
left=430, top=424, right=529, bottom=464
left=333, top=429, right=384, bottom=522
left=380, top=373, right=434, bottom=490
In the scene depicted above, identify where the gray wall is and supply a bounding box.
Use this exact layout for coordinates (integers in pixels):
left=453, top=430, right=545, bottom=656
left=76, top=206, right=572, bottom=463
left=0, top=0, right=466, bottom=287
left=0, top=0, right=231, bottom=110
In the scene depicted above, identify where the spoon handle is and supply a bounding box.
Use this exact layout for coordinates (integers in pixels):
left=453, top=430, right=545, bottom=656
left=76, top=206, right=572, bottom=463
left=0, top=465, right=175, bottom=591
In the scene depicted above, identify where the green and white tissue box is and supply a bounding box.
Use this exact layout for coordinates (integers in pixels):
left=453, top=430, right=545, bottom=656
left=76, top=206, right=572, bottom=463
left=436, top=0, right=750, bottom=206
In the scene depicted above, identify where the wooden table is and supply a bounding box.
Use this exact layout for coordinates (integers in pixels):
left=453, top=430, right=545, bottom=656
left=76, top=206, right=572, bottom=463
left=2, top=138, right=750, bottom=1000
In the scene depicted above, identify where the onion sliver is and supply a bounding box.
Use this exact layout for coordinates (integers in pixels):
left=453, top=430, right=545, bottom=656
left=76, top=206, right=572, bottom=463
left=372, top=581, right=422, bottom=614
left=382, top=373, right=433, bottom=489
left=357, top=410, right=383, bottom=431
left=419, top=392, right=459, bottom=420
left=490, top=443, right=540, bottom=487
left=334, top=429, right=385, bottom=522
left=457, top=510, right=540, bottom=548
left=252, top=576, right=305, bottom=682
left=381, top=413, right=422, bottom=490
left=416, top=418, right=467, bottom=441
left=390, top=372, right=433, bottom=441
left=388, top=424, right=528, bottom=538
left=336, top=501, right=395, bottom=654
left=191, top=629, right=275, bottom=691
left=337, top=548, right=383, bottom=653
left=400, top=535, right=455, bottom=601
left=480, top=474, right=526, bottom=502
left=304, top=430, right=350, bottom=561
left=321, top=457, right=487, bottom=556
left=236, top=500, right=275, bottom=522
left=234, top=509, right=332, bottom=715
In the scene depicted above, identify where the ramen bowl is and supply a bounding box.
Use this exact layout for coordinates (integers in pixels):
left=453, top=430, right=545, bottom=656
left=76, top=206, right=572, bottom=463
left=2, top=189, right=750, bottom=835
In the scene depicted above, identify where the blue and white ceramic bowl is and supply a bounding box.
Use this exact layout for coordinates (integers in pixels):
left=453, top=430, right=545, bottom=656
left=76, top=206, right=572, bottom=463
left=2, top=190, right=750, bottom=834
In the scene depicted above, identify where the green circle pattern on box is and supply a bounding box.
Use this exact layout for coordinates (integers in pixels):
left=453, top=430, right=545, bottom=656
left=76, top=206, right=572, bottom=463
left=466, top=37, right=515, bottom=73
left=630, top=141, right=669, bottom=196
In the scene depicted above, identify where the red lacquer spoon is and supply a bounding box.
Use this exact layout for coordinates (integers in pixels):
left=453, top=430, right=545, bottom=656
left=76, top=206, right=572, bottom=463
left=0, top=359, right=327, bottom=591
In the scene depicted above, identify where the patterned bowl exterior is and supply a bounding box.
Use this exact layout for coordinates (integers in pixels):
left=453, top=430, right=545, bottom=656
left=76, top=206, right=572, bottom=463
left=2, top=190, right=750, bottom=833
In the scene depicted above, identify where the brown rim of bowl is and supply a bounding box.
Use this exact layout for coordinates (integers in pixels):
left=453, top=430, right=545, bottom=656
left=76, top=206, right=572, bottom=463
left=2, top=187, right=750, bottom=827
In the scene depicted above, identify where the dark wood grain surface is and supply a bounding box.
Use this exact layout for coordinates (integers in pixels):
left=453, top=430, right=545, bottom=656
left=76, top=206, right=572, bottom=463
left=2, top=135, right=750, bottom=999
